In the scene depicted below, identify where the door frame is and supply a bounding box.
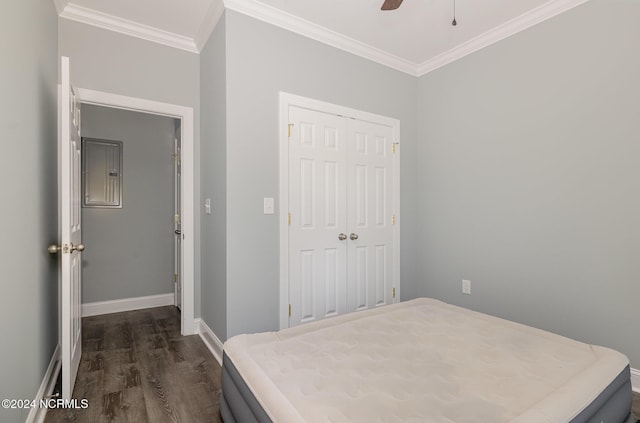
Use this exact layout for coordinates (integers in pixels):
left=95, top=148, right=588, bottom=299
left=78, top=87, right=196, bottom=336
left=278, top=92, right=401, bottom=329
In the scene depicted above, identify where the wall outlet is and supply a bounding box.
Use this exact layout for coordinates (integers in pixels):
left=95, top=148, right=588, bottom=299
left=462, top=279, right=471, bottom=295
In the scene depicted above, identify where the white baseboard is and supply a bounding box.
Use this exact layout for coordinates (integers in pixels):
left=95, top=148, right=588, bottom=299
left=26, top=344, right=61, bottom=423
left=196, top=318, right=224, bottom=366
left=632, top=367, right=640, bottom=394
left=82, top=293, right=174, bottom=317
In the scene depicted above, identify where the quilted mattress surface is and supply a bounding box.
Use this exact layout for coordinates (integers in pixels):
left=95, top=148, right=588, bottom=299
left=223, top=298, right=629, bottom=423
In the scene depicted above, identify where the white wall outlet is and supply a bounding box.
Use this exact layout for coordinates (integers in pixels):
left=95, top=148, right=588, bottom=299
left=462, top=279, right=471, bottom=295
left=263, top=197, right=275, bottom=214
left=204, top=198, right=211, bottom=215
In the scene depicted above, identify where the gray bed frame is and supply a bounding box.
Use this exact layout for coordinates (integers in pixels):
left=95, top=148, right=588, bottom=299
left=220, top=352, right=634, bottom=423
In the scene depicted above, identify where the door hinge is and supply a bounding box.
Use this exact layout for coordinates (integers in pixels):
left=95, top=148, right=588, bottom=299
left=288, top=212, right=291, bottom=225
left=392, top=143, right=395, bottom=154
left=392, top=214, right=396, bottom=225
left=392, top=287, right=396, bottom=299
left=174, top=214, right=180, bottom=223
left=287, top=123, right=294, bottom=138
left=174, top=274, right=178, bottom=284
left=288, top=304, right=292, bottom=317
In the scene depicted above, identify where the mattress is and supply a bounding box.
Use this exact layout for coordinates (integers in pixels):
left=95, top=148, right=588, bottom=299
left=222, top=298, right=632, bottom=423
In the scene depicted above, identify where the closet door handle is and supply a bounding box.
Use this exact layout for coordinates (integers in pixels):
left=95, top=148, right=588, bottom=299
left=338, top=233, right=347, bottom=241
left=349, top=233, right=358, bottom=240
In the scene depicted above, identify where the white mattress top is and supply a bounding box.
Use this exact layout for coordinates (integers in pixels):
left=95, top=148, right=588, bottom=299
left=223, top=298, right=629, bottom=423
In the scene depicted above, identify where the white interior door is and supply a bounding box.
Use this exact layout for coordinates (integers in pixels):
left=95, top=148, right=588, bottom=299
left=346, top=119, right=395, bottom=312
left=288, top=106, right=348, bottom=325
left=174, top=137, right=182, bottom=309
left=59, top=56, right=83, bottom=400
left=287, top=104, right=397, bottom=327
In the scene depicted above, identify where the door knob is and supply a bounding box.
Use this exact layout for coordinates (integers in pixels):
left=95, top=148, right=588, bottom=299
left=338, top=233, right=347, bottom=241
left=349, top=233, right=359, bottom=240
left=48, top=243, right=85, bottom=253
left=71, top=243, right=85, bottom=252
left=175, top=229, right=182, bottom=235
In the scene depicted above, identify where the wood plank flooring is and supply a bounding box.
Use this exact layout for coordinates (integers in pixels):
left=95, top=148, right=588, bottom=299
left=633, top=390, right=639, bottom=421
left=45, top=306, right=222, bottom=423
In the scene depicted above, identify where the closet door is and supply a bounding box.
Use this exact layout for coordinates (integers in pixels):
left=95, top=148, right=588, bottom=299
left=346, top=119, right=395, bottom=311
left=288, top=106, right=348, bottom=326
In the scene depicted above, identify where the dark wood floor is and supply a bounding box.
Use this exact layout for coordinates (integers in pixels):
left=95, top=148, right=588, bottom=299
left=45, top=306, right=222, bottom=423
left=633, top=390, right=639, bottom=421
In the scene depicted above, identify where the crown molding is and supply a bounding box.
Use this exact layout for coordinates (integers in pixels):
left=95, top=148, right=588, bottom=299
left=223, top=0, right=419, bottom=76
left=56, top=0, right=591, bottom=75
left=194, top=0, right=226, bottom=51
left=417, top=0, right=591, bottom=76
left=59, top=3, right=199, bottom=54
left=53, top=0, right=70, bottom=14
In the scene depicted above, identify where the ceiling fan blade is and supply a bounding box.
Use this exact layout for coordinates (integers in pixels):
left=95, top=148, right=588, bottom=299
left=381, top=0, right=403, bottom=11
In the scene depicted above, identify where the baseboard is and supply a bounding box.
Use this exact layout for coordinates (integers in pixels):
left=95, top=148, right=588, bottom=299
left=26, top=344, right=61, bottom=423
left=82, top=293, right=174, bottom=317
left=196, top=318, right=224, bottom=366
left=632, top=367, right=640, bottom=393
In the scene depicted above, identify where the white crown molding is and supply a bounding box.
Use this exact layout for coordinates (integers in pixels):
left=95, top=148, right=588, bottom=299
left=53, top=0, right=69, bottom=14
left=223, top=0, right=591, bottom=77
left=57, top=0, right=591, bottom=75
left=223, top=0, right=419, bottom=76
left=417, top=0, right=592, bottom=76
left=195, top=0, right=226, bottom=51
left=59, top=3, right=199, bottom=53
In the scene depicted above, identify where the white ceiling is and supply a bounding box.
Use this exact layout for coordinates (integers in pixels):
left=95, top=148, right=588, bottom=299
left=55, top=0, right=591, bottom=75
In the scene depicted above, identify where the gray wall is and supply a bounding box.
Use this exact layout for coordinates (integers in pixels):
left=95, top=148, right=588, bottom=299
left=416, top=0, right=640, bottom=367
left=59, top=19, right=202, bottom=316
left=81, top=105, right=177, bottom=303
left=0, top=0, right=58, bottom=421
left=200, top=14, right=228, bottom=341
left=214, top=11, right=420, bottom=339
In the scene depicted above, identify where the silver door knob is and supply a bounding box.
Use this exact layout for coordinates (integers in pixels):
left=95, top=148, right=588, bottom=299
left=349, top=233, right=359, bottom=240
left=71, top=243, right=85, bottom=252
left=338, top=233, right=347, bottom=241
left=48, top=245, right=61, bottom=254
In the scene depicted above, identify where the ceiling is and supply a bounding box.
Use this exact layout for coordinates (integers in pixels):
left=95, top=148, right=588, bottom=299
left=55, top=0, right=590, bottom=76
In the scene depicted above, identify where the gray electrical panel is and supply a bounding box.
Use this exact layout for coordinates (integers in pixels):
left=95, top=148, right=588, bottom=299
left=82, top=138, right=123, bottom=208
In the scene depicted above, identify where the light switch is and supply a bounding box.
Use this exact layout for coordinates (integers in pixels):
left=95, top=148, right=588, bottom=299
left=263, top=197, right=275, bottom=214
left=204, top=198, right=211, bottom=215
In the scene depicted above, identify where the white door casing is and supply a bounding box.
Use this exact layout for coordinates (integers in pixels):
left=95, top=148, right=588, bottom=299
left=59, top=56, right=83, bottom=400
left=76, top=88, right=196, bottom=336
left=280, top=93, right=400, bottom=329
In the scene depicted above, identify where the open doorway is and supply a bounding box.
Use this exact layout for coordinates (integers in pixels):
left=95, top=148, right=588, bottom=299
left=80, top=104, right=180, bottom=317
left=77, top=88, right=196, bottom=336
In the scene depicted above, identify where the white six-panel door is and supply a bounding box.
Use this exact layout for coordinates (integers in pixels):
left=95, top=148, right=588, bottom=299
left=346, top=119, right=395, bottom=312
left=60, top=56, right=83, bottom=400
left=289, top=106, right=349, bottom=325
left=287, top=102, right=398, bottom=327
